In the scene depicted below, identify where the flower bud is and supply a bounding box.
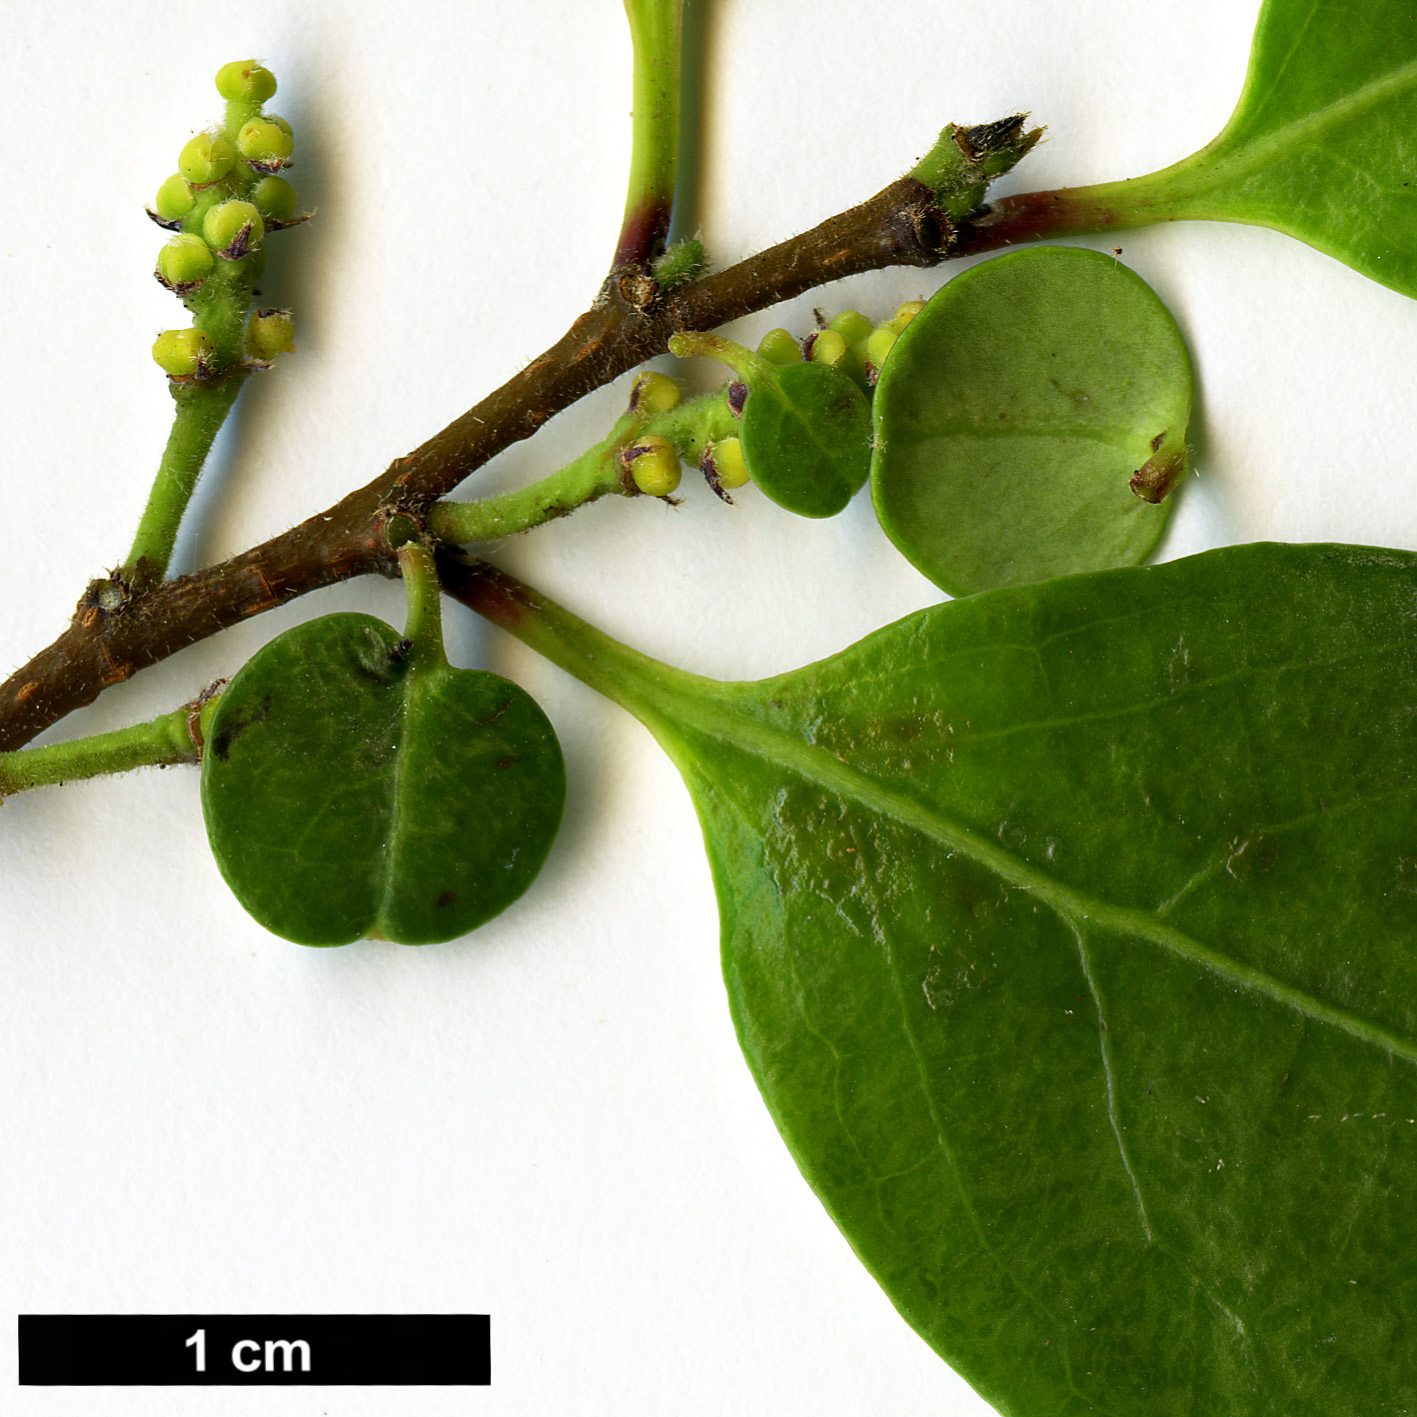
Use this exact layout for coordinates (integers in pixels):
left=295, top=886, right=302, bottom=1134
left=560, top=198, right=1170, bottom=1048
left=706, top=437, right=750, bottom=491
left=178, top=133, right=236, bottom=185
left=203, top=199, right=264, bottom=257
left=629, top=371, right=681, bottom=416
left=828, top=310, right=873, bottom=345
left=885, top=300, right=926, bottom=335
left=237, top=118, right=294, bottom=168
left=215, top=61, right=278, bottom=103
left=807, top=329, right=849, bottom=368
left=864, top=326, right=899, bottom=379
left=622, top=435, right=681, bottom=496
left=151, top=327, right=216, bottom=379
left=157, top=233, right=215, bottom=288
left=251, top=175, right=298, bottom=222
left=154, top=174, right=196, bottom=222
left=756, top=328, right=801, bottom=365
left=245, top=308, right=296, bottom=363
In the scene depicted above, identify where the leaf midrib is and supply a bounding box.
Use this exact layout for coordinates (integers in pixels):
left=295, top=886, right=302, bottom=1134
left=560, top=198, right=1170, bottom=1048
left=372, top=671, right=421, bottom=933
left=1169, top=53, right=1417, bottom=208
left=662, top=687, right=1417, bottom=1066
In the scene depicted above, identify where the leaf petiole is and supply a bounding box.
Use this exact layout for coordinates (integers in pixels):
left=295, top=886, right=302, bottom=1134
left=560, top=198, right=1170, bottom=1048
left=396, top=543, right=450, bottom=673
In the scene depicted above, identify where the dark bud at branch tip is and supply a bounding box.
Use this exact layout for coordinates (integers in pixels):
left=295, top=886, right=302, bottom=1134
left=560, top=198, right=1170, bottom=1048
left=728, top=381, right=749, bottom=416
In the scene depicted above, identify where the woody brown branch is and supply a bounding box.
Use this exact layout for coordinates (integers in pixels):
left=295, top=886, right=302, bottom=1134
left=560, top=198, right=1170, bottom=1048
left=0, top=173, right=1027, bottom=754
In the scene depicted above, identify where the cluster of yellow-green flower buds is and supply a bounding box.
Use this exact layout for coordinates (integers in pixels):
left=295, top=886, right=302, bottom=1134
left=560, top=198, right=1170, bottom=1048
left=150, top=61, right=302, bottom=384
left=618, top=369, right=758, bottom=504
left=620, top=373, right=685, bottom=497
left=755, top=301, right=925, bottom=388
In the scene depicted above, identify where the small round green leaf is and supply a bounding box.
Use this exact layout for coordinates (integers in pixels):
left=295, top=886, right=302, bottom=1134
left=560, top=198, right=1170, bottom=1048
left=201, top=613, right=565, bottom=946
left=870, top=246, right=1193, bottom=596
left=740, top=361, right=872, bottom=518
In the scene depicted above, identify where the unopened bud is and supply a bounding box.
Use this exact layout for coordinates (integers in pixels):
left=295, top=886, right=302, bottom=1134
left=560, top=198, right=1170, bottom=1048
left=152, top=327, right=216, bottom=379
left=237, top=118, right=294, bottom=169
left=178, top=133, right=236, bottom=185
left=157, top=233, right=215, bottom=288
left=215, top=61, right=278, bottom=104
left=154, top=174, right=196, bottom=222
left=203, top=199, right=264, bottom=257
left=828, top=310, right=873, bottom=345
left=630, top=370, right=682, bottom=416
left=251, top=175, right=298, bottom=222
left=756, top=328, right=801, bottom=365
left=650, top=238, right=705, bottom=291
left=706, top=437, right=750, bottom=491
left=807, top=329, right=849, bottom=368
left=622, top=435, right=681, bottom=496
left=885, top=300, right=926, bottom=335
left=245, top=308, right=296, bottom=363
left=864, top=326, right=899, bottom=377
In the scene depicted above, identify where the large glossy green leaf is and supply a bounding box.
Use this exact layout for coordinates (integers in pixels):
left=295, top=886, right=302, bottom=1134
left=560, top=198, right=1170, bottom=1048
left=1075, top=0, right=1417, bottom=296
left=871, top=247, right=1192, bottom=596
left=488, top=542, right=1417, bottom=1415
left=201, top=612, right=565, bottom=946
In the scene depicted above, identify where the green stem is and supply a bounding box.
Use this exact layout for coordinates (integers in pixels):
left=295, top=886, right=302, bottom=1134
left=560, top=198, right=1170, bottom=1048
left=0, top=697, right=212, bottom=799
left=615, top=0, right=684, bottom=269
left=398, top=543, right=450, bottom=672
left=125, top=373, right=246, bottom=587
left=649, top=387, right=739, bottom=463
left=428, top=424, right=632, bottom=544
left=427, top=390, right=737, bottom=545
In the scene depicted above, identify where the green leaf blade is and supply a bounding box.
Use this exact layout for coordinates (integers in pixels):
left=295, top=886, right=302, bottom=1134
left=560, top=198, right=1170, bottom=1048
left=871, top=248, right=1192, bottom=596
left=740, top=361, right=873, bottom=519
left=203, top=613, right=406, bottom=946
left=374, top=665, right=566, bottom=945
left=201, top=612, right=565, bottom=946
left=573, top=542, right=1417, bottom=1413
left=1106, top=0, right=1417, bottom=297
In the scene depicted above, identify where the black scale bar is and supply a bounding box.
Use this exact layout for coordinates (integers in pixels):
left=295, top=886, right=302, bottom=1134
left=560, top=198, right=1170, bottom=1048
left=18, top=1314, right=489, bottom=1385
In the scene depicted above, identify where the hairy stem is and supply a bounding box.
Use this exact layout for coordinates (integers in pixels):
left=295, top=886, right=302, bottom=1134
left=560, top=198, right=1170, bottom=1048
left=125, top=374, right=246, bottom=586
left=0, top=694, right=213, bottom=799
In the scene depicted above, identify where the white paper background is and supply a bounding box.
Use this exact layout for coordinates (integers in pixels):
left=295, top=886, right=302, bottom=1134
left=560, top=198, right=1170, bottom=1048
left=4, top=1, right=1415, bottom=1413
